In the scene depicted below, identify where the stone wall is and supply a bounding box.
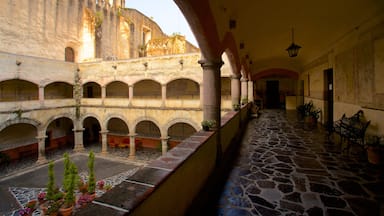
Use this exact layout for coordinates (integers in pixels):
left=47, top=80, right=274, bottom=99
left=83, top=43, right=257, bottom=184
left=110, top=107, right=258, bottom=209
left=301, top=13, right=384, bottom=134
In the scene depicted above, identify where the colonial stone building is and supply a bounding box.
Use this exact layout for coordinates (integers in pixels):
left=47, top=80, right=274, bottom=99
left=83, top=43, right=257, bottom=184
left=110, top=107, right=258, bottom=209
left=0, top=0, right=233, bottom=163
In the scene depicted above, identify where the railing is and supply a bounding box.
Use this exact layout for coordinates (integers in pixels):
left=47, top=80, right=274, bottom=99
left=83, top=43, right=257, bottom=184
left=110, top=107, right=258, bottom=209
left=75, top=104, right=251, bottom=216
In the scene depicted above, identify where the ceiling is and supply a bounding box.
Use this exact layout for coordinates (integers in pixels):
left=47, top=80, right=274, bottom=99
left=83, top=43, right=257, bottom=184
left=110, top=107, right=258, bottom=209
left=208, top=0, right=384, bottom=73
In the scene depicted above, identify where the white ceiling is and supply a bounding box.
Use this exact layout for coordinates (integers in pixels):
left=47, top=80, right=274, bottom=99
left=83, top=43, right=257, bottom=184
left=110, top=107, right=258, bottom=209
left=210, top=0, right=384, bottom=72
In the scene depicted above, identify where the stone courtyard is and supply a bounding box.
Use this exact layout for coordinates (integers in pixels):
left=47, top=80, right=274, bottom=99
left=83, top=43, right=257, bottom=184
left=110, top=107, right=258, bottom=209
left=0, top=148, right=161, bottom=216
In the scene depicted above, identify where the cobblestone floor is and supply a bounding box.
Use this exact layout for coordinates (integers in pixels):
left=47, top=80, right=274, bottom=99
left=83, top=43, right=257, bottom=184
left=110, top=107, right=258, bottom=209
left=214, top=110, right=384, bottom=216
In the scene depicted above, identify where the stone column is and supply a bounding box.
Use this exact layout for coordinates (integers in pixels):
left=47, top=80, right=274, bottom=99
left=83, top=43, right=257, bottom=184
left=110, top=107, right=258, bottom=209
left=101, top=86, right=106, bottom=105
left=128, top=85, right=134, bottom=106
left=129, top=133, right=136, bottom=159
left=248, top=79, right=254, bottom=103
left=161, top=136, right=170, bottom=155
left=161, top=84, right=167, bottom=108
left=199, top=83, right=203, bottom=109
left=230, top=74, right=241, bottom=109
left=39, top=86, right=44, bottom=107
left=73, top=121, right=85, bottom=152
left=241, top=77, right=248, bottom=105
left=100, top=130, right=108, bottom=154
left=198, top=58, right=223, bottom=128
left=36, top=134, right=47, bottom=164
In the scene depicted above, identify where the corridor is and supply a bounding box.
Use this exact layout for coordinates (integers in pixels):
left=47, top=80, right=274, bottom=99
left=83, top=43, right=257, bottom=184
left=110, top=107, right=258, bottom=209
left=212, top=110, right=383, bottom=216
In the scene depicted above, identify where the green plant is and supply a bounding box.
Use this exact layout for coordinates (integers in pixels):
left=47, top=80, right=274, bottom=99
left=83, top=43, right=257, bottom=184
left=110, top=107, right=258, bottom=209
left=87, top=151, right=96, bottom=194
left=63, top=153, right=70, bottom=192
left=63, top=162, right=77, bottom=207
left=232, top=103, right=240, bottom=111
left=47, top=200, right=61, bottom=215
left=297, top=101, right=320, bottom=119
left=46, top=161, right=56, bottom=201
left=201, top=120, right=216, bottom=131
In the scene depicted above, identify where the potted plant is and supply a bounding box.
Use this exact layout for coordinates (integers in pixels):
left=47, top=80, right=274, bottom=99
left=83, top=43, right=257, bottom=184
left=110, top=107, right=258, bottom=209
left=366, top=135, right=384, bottom=164
left=46, top=161, right=56, bottom=202
left=18, top=207, right=33, bottom=216
left=38, top=191, right=46, bottom=205
left=232, top=103, right=240, bottom=111
left=201, top=120, right=216, bottom=131
left=60, top=162, right=77, bottom=216
left=97, top=180, right=105, bottom=190
left=77, top=193, right=93, bottom=208
left=87, top=151, right=96, bottom=198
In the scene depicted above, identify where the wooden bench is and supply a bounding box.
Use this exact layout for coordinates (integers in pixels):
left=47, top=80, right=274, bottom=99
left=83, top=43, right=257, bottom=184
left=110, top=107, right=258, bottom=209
left=331, top=110, right=370, bottom=152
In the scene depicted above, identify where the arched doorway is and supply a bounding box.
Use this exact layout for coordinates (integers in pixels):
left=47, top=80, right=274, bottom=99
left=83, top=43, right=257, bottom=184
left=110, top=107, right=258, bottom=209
left=45, top=118, right=74, bottom=156
left=168, top=122, right=196, bottom=149
left=135, top=120, right=161, bottom=150
left=0, top=123, right=38, bottom=164
left=107, top=118, right=129, bottom=149
left=83, top=117, right=101, bottom=151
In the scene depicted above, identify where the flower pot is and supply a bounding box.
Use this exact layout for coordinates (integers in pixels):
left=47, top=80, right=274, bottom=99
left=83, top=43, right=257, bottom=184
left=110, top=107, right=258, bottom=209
left=59, top=205, right=73, bottom=216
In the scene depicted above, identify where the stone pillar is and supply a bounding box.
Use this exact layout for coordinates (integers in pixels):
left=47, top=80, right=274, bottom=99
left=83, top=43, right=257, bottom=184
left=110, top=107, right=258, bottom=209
left=161, top=84, right=166, bottom=108
left=36, top=134, right=47, bottom=164
left=101, top=86, right=106, bottom=105
left=248, top=79, right=254, bottom=103
left=39, top=86, right=44, bottom=107
left=129, top=133, right=136, bottom=159
left=73, top=121, right=85, bottom=152
left=241, top=77, right=248, bottom=105
left=199, top=83, right=203, bottom=109
left=198, top=58, right=223, bottom=128
left=128, top=85, right=134, bottom=106
left=230, top=74, right=241, bottom=109
left=161, top=136, right=170, bottom=155
left=100, top=130, right=108, bottom=154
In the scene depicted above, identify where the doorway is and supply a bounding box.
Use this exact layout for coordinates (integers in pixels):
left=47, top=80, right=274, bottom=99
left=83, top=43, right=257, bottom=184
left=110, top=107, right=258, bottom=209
left=324, top=68, right=334, bottom=131
left=266, top=80, right=280, bottom=109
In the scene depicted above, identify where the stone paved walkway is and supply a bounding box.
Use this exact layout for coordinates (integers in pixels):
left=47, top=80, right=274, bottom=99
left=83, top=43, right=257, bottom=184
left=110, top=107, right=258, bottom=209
left=214, top=110, right=384, bottom=216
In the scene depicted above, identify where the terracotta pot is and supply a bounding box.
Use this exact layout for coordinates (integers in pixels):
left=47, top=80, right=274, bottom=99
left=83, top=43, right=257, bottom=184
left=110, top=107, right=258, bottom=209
left=59, top=205, right=73, bottom=216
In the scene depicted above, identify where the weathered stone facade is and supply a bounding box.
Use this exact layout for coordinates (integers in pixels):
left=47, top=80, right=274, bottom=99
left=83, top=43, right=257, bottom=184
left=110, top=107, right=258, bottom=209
left=0, top=0, right=198, bottom=62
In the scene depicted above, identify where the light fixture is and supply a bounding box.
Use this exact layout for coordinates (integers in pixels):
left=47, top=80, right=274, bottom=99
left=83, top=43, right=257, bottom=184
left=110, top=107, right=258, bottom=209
left=286, top=28, right=301, bottom=57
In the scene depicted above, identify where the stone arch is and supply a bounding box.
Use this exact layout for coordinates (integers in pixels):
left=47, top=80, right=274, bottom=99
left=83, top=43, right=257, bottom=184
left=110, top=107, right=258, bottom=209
left=0, top=79, right=39, bottom=101
left=44, top=81, right=74, bottom=99
left=164, top=118, right=200, bottom=132
left=174, top=0, right=221, bottom=60
left=42, top=113, right=75, bottom=132
left=105, top=81, right=129, bottom=98
left=81, top=113, right=103, bottom=129
left=104, top=114, right=130, bottom=133
left=83, top=81, right=102, bottom=98
left=165, top=76, right=200, bottom=86
left=166, top=78, right=199, bottom=99
left=221, top=32, right=241, bottom=76
left=133, top=79, right=161, bottom=98
left=133, top=116, right=162, bottom=137
left=0, top=118, right=41, bottom=132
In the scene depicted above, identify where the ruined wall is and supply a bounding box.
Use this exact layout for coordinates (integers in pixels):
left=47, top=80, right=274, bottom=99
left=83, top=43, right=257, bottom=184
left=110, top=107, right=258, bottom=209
left=122, top=8, right=167, bottom=58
